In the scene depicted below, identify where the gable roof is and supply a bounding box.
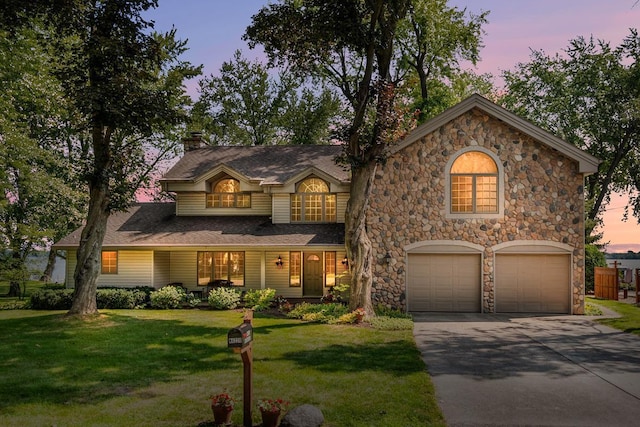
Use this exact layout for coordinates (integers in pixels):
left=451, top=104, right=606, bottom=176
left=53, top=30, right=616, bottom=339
left=392, top=94, right=600, bottom=174
left=54, top=203, right=345, bottom=248
left=161, top=145, right=349, bottom=186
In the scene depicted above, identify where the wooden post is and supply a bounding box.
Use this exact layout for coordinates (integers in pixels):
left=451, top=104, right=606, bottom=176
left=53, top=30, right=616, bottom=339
left=636, top=269, right=639, bottom=305
left=614, top=261, right=619, bottom=301
left=241, top=311, right=253, bottom=427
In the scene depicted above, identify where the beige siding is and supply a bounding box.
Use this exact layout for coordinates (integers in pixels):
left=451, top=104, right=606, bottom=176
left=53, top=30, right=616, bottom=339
left=65, top=250, right=77, bottom=288
left=272, top=194, right=291, bottom=224
left=153, top=251, right=171, bottom=287
left=176, top=192, right=271, bottom=216
left=265, top=251, right=302, bottom=298
left=97, top=250, right=153, bottom=288
left=337, top=193, right=349, bottom=223
left=170, top=251, right=197, bottom=287
left=244, top=252, right=262, bottom=290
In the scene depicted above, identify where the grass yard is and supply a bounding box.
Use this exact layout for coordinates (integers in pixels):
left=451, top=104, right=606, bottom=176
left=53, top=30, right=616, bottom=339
left=0, top=309, right=444, bottom=427
left=587, top=297, right=640, bottom=336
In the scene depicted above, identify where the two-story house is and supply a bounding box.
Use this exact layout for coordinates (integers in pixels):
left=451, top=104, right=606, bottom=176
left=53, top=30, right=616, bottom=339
left=55, top=95, right=600, bottom=313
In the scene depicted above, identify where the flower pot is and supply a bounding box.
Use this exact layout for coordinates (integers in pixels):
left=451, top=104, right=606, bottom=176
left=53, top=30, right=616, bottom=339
left=212, top=405, right=233, bottom=426
left=260, top=409, right=281, bottom=427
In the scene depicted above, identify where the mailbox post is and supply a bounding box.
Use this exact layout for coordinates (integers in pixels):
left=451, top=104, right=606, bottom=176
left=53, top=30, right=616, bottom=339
left=227, top=311, right=253, bottom=427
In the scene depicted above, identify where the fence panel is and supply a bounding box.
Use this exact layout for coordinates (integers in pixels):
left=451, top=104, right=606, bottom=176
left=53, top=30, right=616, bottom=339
left=594, top=267, right=618, bottom=300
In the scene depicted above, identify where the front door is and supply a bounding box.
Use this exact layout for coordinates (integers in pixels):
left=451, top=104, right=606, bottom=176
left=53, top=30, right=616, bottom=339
left=303, top=252, right=323, bottom=296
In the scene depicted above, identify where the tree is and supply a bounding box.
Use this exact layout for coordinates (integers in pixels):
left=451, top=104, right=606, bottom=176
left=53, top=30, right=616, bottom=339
left=49, top=0, right=200, bottom=315
left=245, top=0, right=489, bottom=314
left=0, top=23, right=86, bottom=296
left=501, top=30, right=640, bottom=235
left=192, top=50, right=341, bottom=145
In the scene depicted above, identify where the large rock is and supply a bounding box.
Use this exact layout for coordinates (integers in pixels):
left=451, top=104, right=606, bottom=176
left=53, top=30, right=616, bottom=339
left=280, top=404, right=324, bottom=427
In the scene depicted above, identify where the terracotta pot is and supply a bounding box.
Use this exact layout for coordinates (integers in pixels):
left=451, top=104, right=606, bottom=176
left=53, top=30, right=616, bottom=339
left=260, top=409, right=281, bottom=427
left=212, top=405, right=233, bottom=426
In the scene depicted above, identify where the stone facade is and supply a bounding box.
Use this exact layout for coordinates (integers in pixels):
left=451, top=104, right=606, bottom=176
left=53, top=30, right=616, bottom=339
left=369, top=109, right=586, bottom=314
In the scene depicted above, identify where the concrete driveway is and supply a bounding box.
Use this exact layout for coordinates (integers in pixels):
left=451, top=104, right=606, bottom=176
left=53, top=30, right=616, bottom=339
left=413, top=313, right=640, bottom=426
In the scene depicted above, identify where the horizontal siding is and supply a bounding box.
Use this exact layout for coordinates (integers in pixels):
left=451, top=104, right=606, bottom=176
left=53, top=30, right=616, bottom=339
left=265, top=251, right=302, bottom=298
left=65, top=250, right=77, bottom=288
left=244, top=252, right=262, bottom=290
left=337, top=193, right=349, bottom=224
left=272, top=194, right=291, bottom=224
left=176, top=192, right=271, bottom=216
left=170, top=252, right=197, bottom=287
left=153, top=251, right=171, bottom=288
left=97, top=250, right=153, bottom=287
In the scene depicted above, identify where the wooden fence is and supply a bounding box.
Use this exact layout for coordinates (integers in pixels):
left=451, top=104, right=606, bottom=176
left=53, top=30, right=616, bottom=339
left=594, top=266, right=618, bottom=300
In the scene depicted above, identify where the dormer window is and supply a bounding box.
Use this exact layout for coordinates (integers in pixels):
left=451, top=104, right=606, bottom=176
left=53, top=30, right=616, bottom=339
left=207, top=178, right=250, bottom=208
left=291, top=177, right=336, bottom=222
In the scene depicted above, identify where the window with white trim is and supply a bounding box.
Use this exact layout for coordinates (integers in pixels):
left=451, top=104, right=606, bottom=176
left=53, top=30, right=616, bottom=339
left=207, top=178, right=250, bottom=208
left=291, top=177, right=336, bottom=222
left=450, top=151, right=498, bottom=213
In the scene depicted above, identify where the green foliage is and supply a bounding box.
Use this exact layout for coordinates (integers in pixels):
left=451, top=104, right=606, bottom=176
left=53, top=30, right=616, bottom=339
left=374, top=304, right=413, bottom=319
left=368, top=316, right=414, bottom=330
left=243, top=288, right=276, bottom=311
left=501, top=30, right=640, bottom=228
left=584, top=301, right=603, bottom=316
left=588, top=297, right=640, bottom=336
left=30, top=289, right=74, bottom=310
left=96, top=289, right=147, bottom=309
left=287, top=302, right=350, bottom=323
left=208, top=287, right=241, bottom=310
left=192, top=50, right=340, bottom=146
left=585, top=244, right=607, bottom=293
left=149, top=286, right=186, bottom=309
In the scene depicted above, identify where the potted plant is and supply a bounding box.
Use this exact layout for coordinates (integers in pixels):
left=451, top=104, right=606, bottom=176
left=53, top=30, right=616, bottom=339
left=257, top=398, right=289, bottom=427
left=210, top=391, right=235, bottom=426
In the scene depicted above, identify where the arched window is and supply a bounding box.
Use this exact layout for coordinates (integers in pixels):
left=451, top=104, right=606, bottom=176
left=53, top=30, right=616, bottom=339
left=291, top=177, right=336, bottom=222
left=207, top=178, right=250, bottom=208
left=450, top=151, right=498, bottom=213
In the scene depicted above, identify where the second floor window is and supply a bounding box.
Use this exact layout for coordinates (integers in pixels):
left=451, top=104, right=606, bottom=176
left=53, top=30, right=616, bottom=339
left=450, top=151, right=498, bottom=213
left=291, top=177, right=336, bottom=222
left=207, top=178, right=250, bottom=208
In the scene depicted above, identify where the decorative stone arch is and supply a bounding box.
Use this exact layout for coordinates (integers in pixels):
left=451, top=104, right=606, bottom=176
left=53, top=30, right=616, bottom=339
left=444, top=146, right=505, bottom=219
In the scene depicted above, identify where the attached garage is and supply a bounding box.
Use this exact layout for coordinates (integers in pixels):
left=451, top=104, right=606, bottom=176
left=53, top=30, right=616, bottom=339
left=407, top=253, right=481, bottom=312
left=495, top=254, right=571, bottom=313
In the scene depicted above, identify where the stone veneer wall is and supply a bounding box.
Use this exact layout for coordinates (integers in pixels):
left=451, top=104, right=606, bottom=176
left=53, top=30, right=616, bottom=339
left=368, top=109, right=586, bottom=314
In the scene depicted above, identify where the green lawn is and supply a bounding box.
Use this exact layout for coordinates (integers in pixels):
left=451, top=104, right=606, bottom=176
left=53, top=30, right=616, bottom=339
left=0, top=309, right=444, bottom=427
left=587, top=297, right=640, bottom=336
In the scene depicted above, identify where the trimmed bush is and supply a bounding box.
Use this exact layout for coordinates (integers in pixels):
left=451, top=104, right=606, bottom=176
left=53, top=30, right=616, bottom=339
left=96, top=288, right=146, bottom=309
left=149, top=286, right=186, bottom=309
left=208, top=287, right=241, bottom=310
left=30, top=289, right=74, bottom=310
left=368, top=316, right=414, bottom=330
left=243, top=288, right=276, bottom=311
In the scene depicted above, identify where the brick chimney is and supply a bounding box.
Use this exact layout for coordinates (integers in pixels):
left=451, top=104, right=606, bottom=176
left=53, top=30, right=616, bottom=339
left=182, top=131, right=204, bottom=152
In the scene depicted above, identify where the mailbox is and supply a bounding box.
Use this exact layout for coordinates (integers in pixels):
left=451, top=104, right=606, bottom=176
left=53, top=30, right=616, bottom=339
left=227, top=323, right=253, bottom=349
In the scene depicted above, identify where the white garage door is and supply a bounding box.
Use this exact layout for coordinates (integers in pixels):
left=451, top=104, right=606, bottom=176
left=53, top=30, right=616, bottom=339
left=495, top=254, right=570, bottom=313
left=408, top=253, right=481, bottom=312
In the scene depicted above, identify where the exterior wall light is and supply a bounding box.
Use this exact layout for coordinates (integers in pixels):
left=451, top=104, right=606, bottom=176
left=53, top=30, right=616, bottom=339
left=275, top=255, right=284, bottom=269
left=342, top=256, right=349, bottom=268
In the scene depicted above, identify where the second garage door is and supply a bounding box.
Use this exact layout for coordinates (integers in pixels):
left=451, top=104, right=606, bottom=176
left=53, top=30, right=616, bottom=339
left=407, top=253, right=481, bottom=312
left=495, top=254, right=571, bottom=313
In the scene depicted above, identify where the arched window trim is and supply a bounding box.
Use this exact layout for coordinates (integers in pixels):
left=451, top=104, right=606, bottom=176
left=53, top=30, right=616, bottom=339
left=291, top=177, right=337, bottom=223
left=206, top=177, right=251, bottom=208
left=444, top=147, right=504, bottom=219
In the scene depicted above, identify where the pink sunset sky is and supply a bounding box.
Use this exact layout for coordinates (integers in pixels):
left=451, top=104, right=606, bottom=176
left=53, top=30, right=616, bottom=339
left=146, top=0, right=640, bottom=252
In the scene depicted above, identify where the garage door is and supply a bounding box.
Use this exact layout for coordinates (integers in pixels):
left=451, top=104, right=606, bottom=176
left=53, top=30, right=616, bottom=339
left=408, top=253, right=481, bottom=312
left=495, top=254, right=570, bottom=313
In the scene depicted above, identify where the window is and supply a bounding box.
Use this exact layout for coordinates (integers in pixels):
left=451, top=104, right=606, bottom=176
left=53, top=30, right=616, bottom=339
left=450, top=151, right=498, bottom=213
left=291, top=177, right=337, bottom=222
left=101, top=251, right=118, bottom=274
left=290, top=252, right=301, bottom=287
left=206, top=178, right=250, bottom=208
left=325, top=251, right=336, bottom=287
left=197, top=251, right=245, bottom=286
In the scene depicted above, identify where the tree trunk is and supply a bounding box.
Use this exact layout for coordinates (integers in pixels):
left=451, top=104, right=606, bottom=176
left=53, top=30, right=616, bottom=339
left=40, top=249, right=58, bottom=282
left=7, top=281, right=21, bottom=298
left=68, top=182, right=110, bottom=315
left=345, top=162, right=378, bottom=316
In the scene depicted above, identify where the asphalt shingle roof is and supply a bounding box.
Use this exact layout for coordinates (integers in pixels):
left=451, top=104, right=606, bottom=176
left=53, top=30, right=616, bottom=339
left=55, top=203, right=345, bottom=248
left=161, top=145, right=349, bottom=184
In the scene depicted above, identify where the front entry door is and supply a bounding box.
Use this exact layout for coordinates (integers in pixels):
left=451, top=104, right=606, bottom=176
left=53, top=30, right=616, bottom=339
left=303, top=252, right=323, bottom=296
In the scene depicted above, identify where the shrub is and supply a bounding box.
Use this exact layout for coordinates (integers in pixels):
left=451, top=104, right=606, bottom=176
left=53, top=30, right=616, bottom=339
left=585, top=244, right=607, bottom=293
left=97, top=289, right=137, bottom=309
left=149, top=285, right=186, bottom=309
left=287, top=302, right=349, bottom=323
left=30, top=289, right=74, bottom=310
left=374, top=304, right=412, bottom=319
left=368, top=316, right=414, bottom=330
left=208, top=287, right=241, bottom=310
left=185, top=292, right=202, bottom=308
left=243, top=288, right=276, bottom=311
